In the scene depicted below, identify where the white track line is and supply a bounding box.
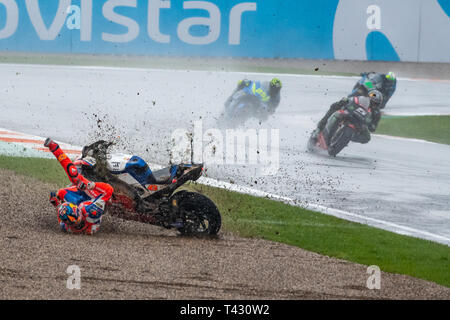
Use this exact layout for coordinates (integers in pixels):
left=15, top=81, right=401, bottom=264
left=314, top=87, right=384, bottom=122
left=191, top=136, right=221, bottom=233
left=385, top=113, right=450, bottom=116
left=372, top=134, right=443, bottom=145
left=3, top=62, right=450, bottom=83
left=198, top=177, right=450, bottom=245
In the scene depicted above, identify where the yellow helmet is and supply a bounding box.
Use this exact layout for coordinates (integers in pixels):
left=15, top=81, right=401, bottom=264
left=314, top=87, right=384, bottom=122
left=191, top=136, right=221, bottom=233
left=270, top=78, right=282, bottom=89
left=386, top=72, right=396, bottom=81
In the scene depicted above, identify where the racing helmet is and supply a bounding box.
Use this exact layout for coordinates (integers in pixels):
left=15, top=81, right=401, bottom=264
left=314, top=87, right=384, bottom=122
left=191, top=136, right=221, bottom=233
left=58, top=202, right=81, bottom=225
left=385, top=72, right=396, bottom=82
left=270, top=78, right=282, bottom=91
left=368, top=89, right=383, bottom=108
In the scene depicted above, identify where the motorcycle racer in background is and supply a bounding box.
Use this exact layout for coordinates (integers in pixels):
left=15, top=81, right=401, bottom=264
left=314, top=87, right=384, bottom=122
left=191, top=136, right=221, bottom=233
left=224, top=78, right=282, bottom=117
left=349, top=71, right=397, bottom=109
left=44, top=138, right=113, bottom=235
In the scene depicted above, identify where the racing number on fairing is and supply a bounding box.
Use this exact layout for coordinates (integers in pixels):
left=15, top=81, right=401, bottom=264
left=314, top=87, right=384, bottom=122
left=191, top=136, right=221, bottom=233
left=252, top=83, right=270, bottom=102
left=354, top=107, right=368, bottom=121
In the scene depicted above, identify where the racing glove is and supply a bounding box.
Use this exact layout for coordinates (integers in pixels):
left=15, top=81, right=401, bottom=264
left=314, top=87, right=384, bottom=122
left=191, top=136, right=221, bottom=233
left=77, top=179, right=95, bottom=191
left=49, top=191, right=60, bottom=207
left=330, top=97, right=349, bottom=112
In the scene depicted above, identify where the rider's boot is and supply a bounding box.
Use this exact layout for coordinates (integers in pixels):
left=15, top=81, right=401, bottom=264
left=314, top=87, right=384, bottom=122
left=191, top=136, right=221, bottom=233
left=311, top=128, right=320, bottom=142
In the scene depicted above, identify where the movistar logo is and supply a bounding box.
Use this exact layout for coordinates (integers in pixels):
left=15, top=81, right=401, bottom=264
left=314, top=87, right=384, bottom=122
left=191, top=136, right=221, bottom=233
left=0, top=0, right=257, bottom=45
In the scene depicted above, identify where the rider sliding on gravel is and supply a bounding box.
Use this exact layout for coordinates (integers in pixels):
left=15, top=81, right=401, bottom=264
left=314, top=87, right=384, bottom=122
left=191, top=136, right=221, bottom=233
left=44, top=138, right=113, bottom=235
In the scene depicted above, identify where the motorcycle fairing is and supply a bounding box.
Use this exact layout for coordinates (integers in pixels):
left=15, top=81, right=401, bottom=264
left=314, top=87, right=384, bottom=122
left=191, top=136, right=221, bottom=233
left=242, top=81, right=270, bottom=102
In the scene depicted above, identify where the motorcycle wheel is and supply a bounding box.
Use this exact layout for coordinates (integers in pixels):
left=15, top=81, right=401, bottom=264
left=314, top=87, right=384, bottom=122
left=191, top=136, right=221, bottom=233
left=328, top=124, right=354, bottom=157
left=170, top=191, right=221, bottom=236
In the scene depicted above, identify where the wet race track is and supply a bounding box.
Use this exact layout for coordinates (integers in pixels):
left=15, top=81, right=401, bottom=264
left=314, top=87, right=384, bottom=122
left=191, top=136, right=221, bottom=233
left=0, top=63, right=449, bottom=245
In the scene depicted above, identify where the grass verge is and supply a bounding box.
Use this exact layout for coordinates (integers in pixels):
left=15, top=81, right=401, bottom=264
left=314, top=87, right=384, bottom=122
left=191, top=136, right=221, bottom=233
left=1, top=155, right=449, bottom=287
left=0, top=155, right=67, bottom=185
left=377, top=115, right=450, bottom=145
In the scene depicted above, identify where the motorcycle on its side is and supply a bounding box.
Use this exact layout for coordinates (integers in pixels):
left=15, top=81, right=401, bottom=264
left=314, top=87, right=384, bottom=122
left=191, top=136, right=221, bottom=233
left=74, top=140, right=221, bottom=236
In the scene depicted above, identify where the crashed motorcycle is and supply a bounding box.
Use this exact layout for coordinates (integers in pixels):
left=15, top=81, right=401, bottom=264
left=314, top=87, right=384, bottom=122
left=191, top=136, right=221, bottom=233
left=218, top=86, right=271, bottom=126
left=308, top=102, right=372, bottom=157
left=75, top=140, right=221, bottom=235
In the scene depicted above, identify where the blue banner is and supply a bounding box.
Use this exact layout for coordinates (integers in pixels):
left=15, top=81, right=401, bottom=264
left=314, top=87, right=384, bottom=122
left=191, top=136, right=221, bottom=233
left=0, top=0, right=449, bottom=62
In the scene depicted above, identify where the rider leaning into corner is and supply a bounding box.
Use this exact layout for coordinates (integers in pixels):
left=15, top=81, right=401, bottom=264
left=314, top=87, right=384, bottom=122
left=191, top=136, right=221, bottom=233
left=44, top=138, right=114, bottom=235
left=313, top=71, right=396, bottom=135
left=312, top=90, right=384, bottom=145
left=313, top=71, right=396, bottom=136
left=224, top=78, right=283, bottom=115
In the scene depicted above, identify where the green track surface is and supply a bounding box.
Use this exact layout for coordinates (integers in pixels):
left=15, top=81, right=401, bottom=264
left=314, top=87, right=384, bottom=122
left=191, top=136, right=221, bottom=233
left=378, top=115, right=450, bottom=145
left=1, top=155, right=449, bottom=287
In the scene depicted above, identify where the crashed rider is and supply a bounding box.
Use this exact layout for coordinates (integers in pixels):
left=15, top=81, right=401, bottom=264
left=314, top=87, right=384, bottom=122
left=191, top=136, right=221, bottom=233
left=45, top=138, right=113, bottom=235
left=313, top=91, right=383, bottom=145
left=225, top=78, right=282, bottom=115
